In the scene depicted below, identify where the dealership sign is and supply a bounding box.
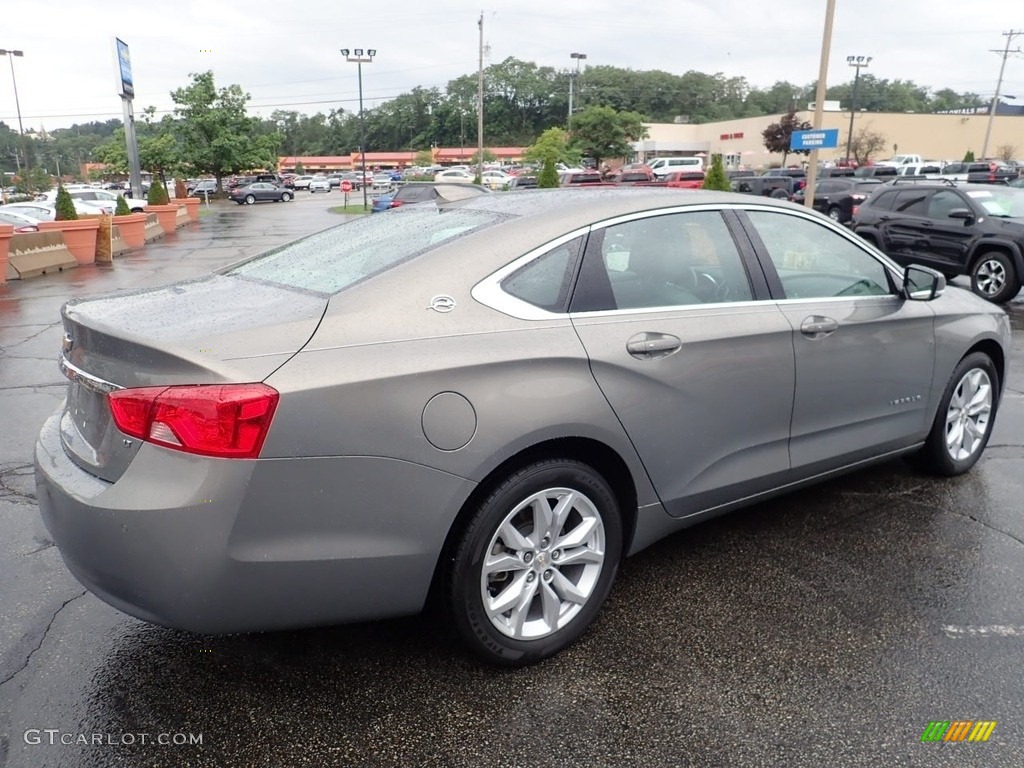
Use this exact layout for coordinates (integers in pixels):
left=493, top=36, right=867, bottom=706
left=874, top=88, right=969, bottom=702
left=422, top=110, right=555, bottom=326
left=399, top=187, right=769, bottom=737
left=114, top=38, right=134, bottom=99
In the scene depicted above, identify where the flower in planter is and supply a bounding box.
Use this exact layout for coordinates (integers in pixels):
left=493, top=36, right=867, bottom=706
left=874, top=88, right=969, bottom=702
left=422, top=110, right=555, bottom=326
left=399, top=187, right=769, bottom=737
left=114, top=195, right=131, bottom=216
left=146, top=179, right=170, bottom=206
left=55, top=184, right=79, bottom=220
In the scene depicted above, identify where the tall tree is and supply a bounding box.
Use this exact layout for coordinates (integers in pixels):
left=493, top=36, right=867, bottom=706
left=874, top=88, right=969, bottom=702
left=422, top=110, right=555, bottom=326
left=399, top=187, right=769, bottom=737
left=762, top=109, right=812, bottom=166
left=171, top=71, right=280, bottom=190
left=569, top=106, right=648, bottom=167
left=523, top=127, right=580, bottom=166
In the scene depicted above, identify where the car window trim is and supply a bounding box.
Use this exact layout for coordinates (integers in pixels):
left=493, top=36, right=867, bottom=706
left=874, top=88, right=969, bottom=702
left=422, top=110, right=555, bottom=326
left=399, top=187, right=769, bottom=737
left=472, top=226, right=592, bottom=320
left=733, top=205, right=905, bottom=300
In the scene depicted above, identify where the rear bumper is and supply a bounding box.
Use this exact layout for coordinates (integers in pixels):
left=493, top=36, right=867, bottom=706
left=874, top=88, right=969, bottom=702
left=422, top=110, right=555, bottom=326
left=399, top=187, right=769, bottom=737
left=35, top=411, right=476, bottom=633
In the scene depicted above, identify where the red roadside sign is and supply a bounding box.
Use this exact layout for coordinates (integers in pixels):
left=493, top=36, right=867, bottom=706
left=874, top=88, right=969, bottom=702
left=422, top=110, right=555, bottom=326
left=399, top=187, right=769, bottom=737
left=340, top=180, right=353, bottom=192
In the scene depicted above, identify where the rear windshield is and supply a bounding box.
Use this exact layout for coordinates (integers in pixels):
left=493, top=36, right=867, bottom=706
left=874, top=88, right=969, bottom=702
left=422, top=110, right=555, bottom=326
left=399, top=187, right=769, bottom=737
left=225, top=207, right=503, bottom=294
left=397, top=185, right=437, bottom=202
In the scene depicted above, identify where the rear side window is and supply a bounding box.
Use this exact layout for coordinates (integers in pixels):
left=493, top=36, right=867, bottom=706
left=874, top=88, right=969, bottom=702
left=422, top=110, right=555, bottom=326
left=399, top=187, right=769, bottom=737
left=227, top=208, right=503, bottom=294
left=571, top=211, right=753, bottom=311
left=892, top=190, right=928, bottom=215
left=501, top=236, right=585, bottom=312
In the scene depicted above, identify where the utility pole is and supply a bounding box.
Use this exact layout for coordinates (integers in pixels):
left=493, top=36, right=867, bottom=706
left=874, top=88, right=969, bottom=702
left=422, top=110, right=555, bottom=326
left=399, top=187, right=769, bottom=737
left=981, top=29, right=1022, bottom=160
left=477, top=12, right=484, bottom=183
left=803, top=0, right=836, bottom=210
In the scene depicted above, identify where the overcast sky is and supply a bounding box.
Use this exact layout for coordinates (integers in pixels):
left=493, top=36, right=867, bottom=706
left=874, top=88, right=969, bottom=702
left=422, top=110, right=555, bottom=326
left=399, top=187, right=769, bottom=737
left=1, top=0, right=1021, bottom=133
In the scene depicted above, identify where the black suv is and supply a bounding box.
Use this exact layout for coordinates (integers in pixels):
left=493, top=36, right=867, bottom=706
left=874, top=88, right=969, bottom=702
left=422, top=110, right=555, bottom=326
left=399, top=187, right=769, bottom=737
left=792, top=177, right=883, bottom=223
left=852, top=181, right=1024, bottom=303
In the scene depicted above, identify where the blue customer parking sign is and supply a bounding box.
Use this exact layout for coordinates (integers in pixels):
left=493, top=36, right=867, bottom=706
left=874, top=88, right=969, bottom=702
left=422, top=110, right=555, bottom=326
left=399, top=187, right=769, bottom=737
left=790, top=129, right=839, bottom=150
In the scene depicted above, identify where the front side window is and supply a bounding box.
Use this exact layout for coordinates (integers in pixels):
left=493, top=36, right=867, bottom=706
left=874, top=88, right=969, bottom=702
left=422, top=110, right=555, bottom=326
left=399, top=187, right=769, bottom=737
left=745, top=210, right=893, bottom=299
left=926, top=190, right=967, bottom=219
left=572, top=211, right=754, bottom=311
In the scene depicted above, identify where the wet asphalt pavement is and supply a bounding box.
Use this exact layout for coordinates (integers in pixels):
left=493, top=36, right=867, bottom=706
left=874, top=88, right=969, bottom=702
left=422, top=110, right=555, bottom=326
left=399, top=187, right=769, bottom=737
left=1, top=194, right=1023, bottom=767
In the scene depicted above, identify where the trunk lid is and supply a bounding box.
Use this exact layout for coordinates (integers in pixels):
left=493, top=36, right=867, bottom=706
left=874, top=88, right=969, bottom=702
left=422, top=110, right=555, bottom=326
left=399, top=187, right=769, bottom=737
left=58, top=274, right=326, bottom=482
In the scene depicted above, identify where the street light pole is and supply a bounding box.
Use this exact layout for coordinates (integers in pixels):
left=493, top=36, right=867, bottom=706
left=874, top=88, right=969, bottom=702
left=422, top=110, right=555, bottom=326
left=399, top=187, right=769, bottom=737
left=568, top=52, right=587, bottom=125
left=340, top=47, right=376, bottom=210
left=0, top=49, right=30, bottom=190
left=844, top=55, right=871, bottom=165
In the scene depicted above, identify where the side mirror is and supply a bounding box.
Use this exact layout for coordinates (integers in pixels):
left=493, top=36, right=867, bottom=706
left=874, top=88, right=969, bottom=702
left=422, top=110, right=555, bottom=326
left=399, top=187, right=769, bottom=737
left=903, top=264, right=945, bottom=301
left=948, top=208, right=974, bottom=223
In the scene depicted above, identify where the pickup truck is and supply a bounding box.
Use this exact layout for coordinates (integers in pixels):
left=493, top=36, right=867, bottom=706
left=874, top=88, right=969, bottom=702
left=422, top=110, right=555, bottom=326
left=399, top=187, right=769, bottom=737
left=874, top=154, right=923, bottom=168
left=663, top=170, right=706, bottom=189
left=938, top=162, right=1018, bottom=184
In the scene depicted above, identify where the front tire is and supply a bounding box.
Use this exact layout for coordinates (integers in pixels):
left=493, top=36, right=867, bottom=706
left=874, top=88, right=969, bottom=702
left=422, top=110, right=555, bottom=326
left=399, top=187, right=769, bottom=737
left=447, top=459, right=622, bottom=666
left=281, top=192, right=292, bottom=202
left=915, top=352, right=999, bottom=476
left=970, top=251, right=1018, bottom=303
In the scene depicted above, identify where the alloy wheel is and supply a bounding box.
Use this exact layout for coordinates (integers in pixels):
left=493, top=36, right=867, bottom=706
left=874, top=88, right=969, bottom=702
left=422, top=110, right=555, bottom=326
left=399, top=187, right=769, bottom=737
left=945, top=368, right=992, bottom=461
left=480, top=487, right=605, bottom=640
left=974, top=259, right=1006, bottom=297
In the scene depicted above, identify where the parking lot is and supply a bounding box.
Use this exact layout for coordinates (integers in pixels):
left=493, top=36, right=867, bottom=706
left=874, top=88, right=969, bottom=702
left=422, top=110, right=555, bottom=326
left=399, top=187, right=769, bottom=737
left=2, top=194, right=1024, bottom=767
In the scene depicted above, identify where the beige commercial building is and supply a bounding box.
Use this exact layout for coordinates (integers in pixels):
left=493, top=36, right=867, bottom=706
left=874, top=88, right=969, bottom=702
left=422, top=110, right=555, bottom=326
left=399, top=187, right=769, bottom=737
left=635, top=111, right=1024, bottom=169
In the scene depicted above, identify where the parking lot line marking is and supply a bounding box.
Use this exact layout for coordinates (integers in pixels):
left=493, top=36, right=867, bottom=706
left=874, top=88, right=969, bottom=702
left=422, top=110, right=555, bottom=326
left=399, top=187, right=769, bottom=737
left=942, top=624, right=1024, bottom=638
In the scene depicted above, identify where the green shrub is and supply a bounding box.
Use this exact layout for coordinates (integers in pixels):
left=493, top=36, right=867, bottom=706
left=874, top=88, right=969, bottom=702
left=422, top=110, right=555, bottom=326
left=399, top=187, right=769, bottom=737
left=963, top=150, right=976, bottom=162
left=147, top=179, right=170, bottom=205
left=538, top=157, right=560, bottom=188
left=702, top=154, right=731, bottom=191
left=54, top=185, right=78, bottom=221
left=114, top=195, right=131, bottom=216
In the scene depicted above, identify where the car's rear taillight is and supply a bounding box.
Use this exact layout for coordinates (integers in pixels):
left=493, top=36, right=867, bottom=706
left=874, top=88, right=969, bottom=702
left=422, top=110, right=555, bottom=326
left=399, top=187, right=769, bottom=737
left=851, top=205, right=859, bottom=217
left=109, top=383, right=279, bottom=459
left=389, top=200, right=404, bottom=208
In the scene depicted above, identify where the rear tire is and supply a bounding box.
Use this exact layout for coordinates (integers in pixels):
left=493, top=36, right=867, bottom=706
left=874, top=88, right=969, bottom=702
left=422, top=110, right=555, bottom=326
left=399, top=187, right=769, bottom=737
left=446, top=459, right=622, bottom=667
left=914, top=352, right=998, bottom=476
left=827, top=205, right=843, bottom=221
left=245, top=194, right=255, bottom=205
left=970, top=251, right=1018, bottom=303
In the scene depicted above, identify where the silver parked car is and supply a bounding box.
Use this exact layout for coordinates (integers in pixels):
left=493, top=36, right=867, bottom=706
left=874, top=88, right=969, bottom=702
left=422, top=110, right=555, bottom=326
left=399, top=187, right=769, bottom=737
left=36, top=189, right=1010, bottom=665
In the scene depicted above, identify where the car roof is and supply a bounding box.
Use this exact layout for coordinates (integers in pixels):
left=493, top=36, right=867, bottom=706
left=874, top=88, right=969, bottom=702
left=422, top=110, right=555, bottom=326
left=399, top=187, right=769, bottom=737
left=455, top=187, right=795, bottom=224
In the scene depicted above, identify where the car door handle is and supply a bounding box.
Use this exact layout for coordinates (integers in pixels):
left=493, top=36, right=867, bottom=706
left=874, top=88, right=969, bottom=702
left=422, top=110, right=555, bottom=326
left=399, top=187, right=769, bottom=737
left=800, top=316, right=839, bottom=339
left=626, top=332, right=682, bottom=359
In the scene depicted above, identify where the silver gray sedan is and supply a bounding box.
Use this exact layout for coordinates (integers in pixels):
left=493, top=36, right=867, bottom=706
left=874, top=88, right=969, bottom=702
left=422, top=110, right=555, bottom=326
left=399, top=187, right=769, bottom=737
left=36, top=189, right=1010, bottom=666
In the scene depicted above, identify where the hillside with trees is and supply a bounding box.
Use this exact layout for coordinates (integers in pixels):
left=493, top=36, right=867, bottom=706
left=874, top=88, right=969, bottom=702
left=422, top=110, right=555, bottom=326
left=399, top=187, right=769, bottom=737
left=0, top=58, right=990, bottom=183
